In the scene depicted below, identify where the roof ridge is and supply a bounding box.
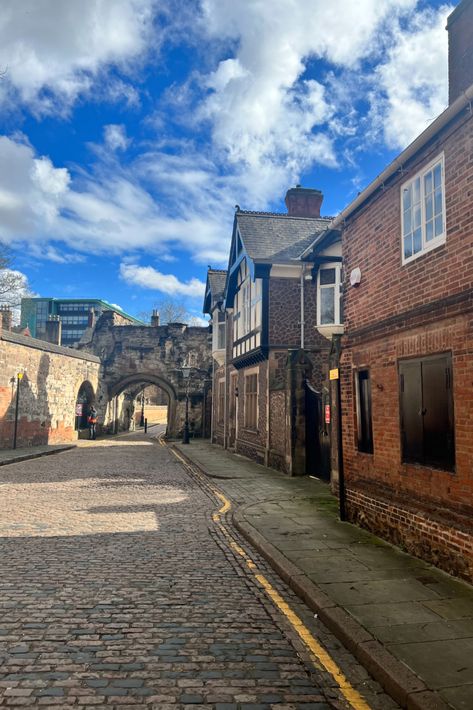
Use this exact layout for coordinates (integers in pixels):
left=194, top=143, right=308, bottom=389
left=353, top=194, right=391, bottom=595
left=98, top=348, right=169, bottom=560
left=237, top=210, right=333, bottom=221
left=207, top=268, right=227, bottom=273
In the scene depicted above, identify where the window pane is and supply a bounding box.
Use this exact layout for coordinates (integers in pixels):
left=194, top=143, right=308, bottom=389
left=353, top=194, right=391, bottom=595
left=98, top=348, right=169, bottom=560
left=435, top=214, right=443, bottom=236
left=404, top=236, right=412, bottom=259
left=414, top=205, right=421, bottom=229
left=433, top=163, right=442, bottom=188
left=426, top=220, right=434, bottom=242
left=402, top=186, right=411, bottom=211
left=357, top=370, right=373, bottom=454
left=403, top=209, right=411, bottom=235
left=413, top=228, right=422, bottom=254
left=424, top=170, right=433, bottom=196
left=320, top=268, right=336, bottom=285
left=425, top=194, right=433, bottom=221
left=320, top=287, right=335, bottom=324
left=434, top=187, right=443, bottom=216
left=413, top=177, right=421, bottom=204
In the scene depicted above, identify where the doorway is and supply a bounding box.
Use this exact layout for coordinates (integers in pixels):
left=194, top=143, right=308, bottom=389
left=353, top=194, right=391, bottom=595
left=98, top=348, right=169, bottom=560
left=305, top=382, right=331, bottom=481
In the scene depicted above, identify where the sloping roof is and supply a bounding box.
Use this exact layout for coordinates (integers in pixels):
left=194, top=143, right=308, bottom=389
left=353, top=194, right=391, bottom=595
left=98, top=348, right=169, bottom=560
left=207, top=269, right=227, bottom=301
left=235, top=211, right=332, bottom=262
left=203, top=268, right=227, bottom=314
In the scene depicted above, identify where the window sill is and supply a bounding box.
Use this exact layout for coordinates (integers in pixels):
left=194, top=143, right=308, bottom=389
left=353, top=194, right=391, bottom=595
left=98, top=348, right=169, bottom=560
left=316, top=324, right=344, bottom=340
left=402, top=235, right=446, bottom=266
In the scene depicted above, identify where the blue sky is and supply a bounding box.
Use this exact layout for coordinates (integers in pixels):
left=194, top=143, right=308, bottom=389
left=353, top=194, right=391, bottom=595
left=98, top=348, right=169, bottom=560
left=0, top=0, right=453, bottom=323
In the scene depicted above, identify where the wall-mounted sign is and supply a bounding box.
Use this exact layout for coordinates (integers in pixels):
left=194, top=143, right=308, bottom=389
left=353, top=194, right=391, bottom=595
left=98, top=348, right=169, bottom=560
left=329, top=368, right=339, bottom=380
left=75, top=403, right=83, bottom=416
left=325, top=405, right=331, bottom=424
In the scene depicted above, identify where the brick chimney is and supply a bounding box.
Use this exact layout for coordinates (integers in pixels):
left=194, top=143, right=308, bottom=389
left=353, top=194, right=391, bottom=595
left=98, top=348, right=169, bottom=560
left=447, top=0, right=473, bottom=104
left=151, top=309, right=160, bottom=327
left=285, top=186, right=323, bottom=218
left=45, top=315, right=62, bottom=346
left=0, top=305, right=13, bottom=331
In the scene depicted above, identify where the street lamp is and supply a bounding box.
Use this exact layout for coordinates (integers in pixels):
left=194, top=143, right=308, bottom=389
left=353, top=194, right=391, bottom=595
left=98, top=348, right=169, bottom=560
left=13, top=372, right=24, bottom=449
left=181, top=365, right=192, bottom=444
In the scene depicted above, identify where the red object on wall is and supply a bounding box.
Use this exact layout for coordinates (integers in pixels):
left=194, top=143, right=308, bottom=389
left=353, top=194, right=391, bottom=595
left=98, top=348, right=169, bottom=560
left=325, top=405, right=330, bottom=424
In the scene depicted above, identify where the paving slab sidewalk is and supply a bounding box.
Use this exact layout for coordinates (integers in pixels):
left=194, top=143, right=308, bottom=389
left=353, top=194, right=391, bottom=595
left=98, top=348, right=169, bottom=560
left=173, top=439, right=473, bottom=710
left=0, top=442, right=76, bottom=465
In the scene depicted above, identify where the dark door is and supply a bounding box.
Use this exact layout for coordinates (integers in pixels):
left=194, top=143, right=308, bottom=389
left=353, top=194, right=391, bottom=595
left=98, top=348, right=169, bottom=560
left=305, top=382, right=331, bottom=481
left=399, top=354, right=454, bottom=470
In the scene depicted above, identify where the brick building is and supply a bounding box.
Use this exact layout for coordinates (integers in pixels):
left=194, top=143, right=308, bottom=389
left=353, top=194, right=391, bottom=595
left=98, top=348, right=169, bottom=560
left=204, top=187, right=342, bottom=476
left=337, top=0, right=473, bottom=580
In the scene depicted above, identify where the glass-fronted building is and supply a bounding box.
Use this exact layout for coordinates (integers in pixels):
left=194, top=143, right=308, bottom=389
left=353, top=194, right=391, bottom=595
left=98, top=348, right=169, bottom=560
left=20, top=298, right=143, bottom=346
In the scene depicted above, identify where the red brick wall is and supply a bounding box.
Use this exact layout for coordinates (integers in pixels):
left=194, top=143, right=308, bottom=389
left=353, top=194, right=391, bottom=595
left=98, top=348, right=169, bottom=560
left=341, top=108, right=473, bottom=580
left=344, top=111, right=473, bottom=335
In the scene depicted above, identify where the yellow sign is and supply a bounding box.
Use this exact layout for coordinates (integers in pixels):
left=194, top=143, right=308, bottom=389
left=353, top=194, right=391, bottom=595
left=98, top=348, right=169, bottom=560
left=329, top=368, right=339, bottom=381
left=17, top=373, right=23, bottom=380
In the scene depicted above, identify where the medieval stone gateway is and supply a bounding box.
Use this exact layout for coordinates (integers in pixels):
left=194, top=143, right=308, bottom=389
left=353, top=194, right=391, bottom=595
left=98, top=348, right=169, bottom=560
left=78, top=311, right=212, bottom=439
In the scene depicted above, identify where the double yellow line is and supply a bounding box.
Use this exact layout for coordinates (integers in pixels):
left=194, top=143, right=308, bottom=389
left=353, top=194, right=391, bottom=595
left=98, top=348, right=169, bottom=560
left=168, top=443, right=372, bottom=710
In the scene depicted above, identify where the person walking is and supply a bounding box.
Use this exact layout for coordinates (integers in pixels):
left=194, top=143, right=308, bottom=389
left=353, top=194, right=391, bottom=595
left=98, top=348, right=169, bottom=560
left=87, top=406, right=98, bottom=440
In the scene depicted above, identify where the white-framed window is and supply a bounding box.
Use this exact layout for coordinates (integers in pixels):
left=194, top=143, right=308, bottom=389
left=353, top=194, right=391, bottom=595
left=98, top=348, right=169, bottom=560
left=317, top=264, right=343, bottom=326
left=401, top=153, right=446, bottom=264
left=233, top=259, right=262, bottom=345
left=244, top=370, right=258, bottom=430
left=212, top=309, right=225, bottom=351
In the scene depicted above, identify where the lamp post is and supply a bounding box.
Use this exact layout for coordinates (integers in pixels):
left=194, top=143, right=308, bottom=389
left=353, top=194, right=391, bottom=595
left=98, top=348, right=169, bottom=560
left=13, top=372, right=23, bottom=449
left=181, top=365, right=191, bottom=444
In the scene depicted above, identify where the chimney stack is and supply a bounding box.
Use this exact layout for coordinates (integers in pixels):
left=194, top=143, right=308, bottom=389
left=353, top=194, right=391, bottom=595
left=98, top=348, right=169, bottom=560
left=447, top=0, right=473, bottom=104
left=87, top=308, right=96, bottom=329
left=285, top=186, right=323, bottom=218
left=45, top=315, right=62, bottom=346
left=151, top=309, right=160, bottom=327
left=0, top=305, right=13, bottom=331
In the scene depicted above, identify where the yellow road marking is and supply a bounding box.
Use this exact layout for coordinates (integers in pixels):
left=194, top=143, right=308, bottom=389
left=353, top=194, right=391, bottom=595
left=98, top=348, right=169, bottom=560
left=167, top=444, right=372, bottom=710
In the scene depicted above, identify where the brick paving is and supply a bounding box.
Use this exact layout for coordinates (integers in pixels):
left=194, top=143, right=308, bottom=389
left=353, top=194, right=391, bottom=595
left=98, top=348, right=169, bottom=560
left=0, top=431, right=397, bottom=708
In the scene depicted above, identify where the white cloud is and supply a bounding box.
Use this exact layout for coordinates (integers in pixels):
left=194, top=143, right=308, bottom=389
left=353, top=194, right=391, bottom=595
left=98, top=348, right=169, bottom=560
left=120, top=263, right=206, bottom=298
left=104, top=124, right=130, bottom=151
left=0, top=0, right=156, bottom=114
left=374, top=5, right=452, bottom=149
left=198, top=0, right=418, bottom=186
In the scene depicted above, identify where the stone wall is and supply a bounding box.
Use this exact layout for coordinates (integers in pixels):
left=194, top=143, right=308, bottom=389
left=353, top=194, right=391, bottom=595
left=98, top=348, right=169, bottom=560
left=79, top=312, right=212, bottom=438
left=0, top=331, right=100, bottom=448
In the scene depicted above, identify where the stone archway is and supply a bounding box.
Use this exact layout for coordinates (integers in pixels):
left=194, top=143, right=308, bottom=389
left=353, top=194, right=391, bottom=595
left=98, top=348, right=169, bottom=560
left=76, top=380, right=95, bottom=431
left=108, top=373, right=177, bottom=437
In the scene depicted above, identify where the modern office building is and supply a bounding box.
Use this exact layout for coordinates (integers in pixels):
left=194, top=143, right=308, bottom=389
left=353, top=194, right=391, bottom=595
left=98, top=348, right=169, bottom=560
left=20, top=298, right=143, bottom=346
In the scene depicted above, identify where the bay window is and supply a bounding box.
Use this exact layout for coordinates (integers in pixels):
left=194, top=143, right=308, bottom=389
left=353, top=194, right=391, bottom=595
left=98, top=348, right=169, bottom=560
left=317, top=264, right=343, bottom=326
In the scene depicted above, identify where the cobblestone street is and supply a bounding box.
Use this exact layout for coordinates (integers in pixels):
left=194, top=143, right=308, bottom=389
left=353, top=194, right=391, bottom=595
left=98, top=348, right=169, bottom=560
left=0, top=430, right=397, bottom=709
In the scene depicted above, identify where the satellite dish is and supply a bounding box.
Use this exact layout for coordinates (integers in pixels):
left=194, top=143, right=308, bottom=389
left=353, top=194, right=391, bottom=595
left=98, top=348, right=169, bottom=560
left=350, top=267, right=362, bottom=287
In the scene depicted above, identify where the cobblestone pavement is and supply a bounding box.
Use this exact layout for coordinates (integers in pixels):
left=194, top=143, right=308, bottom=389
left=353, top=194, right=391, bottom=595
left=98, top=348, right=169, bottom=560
left=0, top=430, right=398, bottom=709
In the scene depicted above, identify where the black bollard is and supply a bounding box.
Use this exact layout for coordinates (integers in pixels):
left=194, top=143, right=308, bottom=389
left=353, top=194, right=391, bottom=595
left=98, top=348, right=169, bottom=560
left=144, top=418, right=148, bottom=433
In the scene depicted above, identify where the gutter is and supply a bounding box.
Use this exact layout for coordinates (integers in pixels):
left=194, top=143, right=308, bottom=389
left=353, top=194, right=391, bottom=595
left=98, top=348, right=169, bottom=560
left=331, top=82, right=473, bottom=229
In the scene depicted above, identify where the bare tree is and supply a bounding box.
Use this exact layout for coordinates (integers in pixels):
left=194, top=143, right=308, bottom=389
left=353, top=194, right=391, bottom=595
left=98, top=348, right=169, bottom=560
left=137, top=297, right=208, bottom=326
left=0, top=244, right=31, bottom=309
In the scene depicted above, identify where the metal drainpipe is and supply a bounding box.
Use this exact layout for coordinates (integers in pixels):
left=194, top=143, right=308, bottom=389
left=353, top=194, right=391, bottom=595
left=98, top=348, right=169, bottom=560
left=300, top=264, right=306, bottom=349
left=223, top=310, right=228, bottom=449
left=210, top=354, right=215, bottom=443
